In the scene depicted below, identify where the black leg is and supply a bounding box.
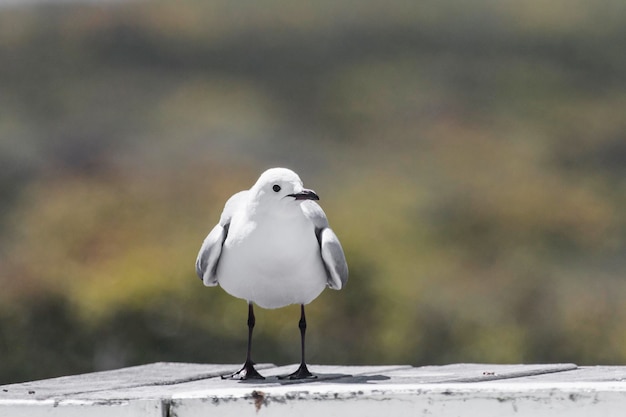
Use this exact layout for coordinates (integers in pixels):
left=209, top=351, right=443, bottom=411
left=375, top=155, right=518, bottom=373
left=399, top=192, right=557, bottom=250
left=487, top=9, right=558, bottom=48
left=222, top=303, right=265, bottom=380
left=279, top=304, right=316, bottom=380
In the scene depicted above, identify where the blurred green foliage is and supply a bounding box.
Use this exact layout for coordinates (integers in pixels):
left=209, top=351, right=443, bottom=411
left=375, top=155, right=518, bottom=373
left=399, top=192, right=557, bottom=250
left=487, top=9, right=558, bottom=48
left=1, top=0, right=626, bottom=383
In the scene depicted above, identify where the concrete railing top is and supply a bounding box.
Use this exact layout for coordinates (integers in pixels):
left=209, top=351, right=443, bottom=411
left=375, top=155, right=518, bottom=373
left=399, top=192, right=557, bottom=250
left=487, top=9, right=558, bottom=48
left=2, top=362, right=626, bottom=416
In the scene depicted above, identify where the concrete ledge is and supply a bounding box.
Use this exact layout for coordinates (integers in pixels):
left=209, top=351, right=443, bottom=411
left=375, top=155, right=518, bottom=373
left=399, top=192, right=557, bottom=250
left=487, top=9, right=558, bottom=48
left=2, top=363, right=626, bottom=416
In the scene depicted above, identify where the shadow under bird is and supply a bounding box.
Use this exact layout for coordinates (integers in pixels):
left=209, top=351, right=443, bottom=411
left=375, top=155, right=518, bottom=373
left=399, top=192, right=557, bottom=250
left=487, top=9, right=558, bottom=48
left=195, top=167, right=349, bottom=380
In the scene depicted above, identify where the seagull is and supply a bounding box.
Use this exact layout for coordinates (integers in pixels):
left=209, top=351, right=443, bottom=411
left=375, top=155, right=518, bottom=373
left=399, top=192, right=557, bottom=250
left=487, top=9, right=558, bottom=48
left=195, top=167, right=348, bottom=380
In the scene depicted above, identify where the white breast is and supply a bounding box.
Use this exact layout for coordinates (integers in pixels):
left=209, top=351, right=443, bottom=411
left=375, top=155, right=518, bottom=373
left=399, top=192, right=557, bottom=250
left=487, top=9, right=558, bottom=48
left=216, top=210, right=327, bottom=309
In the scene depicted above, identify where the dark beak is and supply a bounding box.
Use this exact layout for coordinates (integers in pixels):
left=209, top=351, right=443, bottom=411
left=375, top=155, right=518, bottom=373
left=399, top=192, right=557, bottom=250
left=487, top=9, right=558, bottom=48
left=288, top=189, right=320, bottom=201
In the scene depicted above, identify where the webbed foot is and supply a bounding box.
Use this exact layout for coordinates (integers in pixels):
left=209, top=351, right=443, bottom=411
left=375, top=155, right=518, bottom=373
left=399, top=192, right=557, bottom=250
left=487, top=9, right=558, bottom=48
left=221, top=360, right=265, bottom=380
left=278, top=363, right=317, bottom=380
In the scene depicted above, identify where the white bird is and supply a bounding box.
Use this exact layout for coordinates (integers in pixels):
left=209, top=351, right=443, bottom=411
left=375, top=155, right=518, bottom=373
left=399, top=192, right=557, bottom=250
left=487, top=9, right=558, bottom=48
left=196, top=167, right=348, bottom=380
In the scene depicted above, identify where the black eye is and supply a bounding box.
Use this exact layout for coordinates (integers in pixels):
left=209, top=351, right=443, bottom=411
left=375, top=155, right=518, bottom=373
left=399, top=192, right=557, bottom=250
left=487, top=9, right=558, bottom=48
left=272, top=184, right=281, bottom=192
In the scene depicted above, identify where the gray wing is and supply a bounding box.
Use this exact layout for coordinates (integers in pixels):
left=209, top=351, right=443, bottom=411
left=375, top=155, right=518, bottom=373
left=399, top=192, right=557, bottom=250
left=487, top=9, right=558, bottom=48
left=302, top=201, right=349, bottom=290
left=195, top=223, right=227, bottom=286
left=195, top=191, right=247, bottom=286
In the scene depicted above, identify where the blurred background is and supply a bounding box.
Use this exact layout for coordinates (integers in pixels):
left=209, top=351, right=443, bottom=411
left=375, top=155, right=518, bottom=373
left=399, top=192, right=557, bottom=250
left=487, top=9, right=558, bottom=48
left=1, top=0, right=625, bottom=384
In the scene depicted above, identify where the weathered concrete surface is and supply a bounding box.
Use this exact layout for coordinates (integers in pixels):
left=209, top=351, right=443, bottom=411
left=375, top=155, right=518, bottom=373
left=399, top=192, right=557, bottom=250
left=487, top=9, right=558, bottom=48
left=0, top=362, right=269, bottom=400
left=172, top=381, right=626, bottom=417
left=2, top=362, right=626, bottom=416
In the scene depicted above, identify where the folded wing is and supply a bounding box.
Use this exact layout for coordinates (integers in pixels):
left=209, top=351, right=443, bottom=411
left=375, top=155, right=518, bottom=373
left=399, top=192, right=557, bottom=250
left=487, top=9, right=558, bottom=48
left=302, top=201, right=349, bottom=290
left=195, top=223, right=227, bottom=286
left=195, top=191, right=247, bottom=286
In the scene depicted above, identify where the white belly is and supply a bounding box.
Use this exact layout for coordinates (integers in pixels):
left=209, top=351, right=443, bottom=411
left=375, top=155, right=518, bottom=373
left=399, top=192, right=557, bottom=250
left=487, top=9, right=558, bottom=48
left=216, top=214, right=327, bottom=309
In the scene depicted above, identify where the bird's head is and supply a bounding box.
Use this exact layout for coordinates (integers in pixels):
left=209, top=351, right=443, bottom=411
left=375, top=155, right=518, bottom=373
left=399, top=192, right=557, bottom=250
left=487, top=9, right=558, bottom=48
left=250, top=168, right=319, bottom=214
